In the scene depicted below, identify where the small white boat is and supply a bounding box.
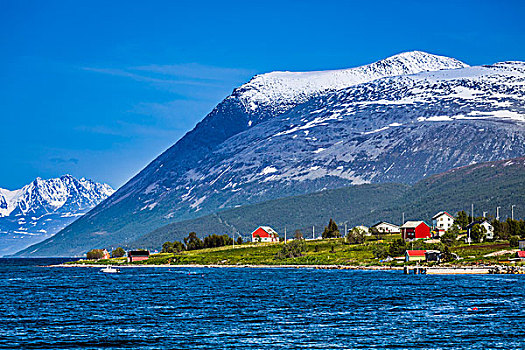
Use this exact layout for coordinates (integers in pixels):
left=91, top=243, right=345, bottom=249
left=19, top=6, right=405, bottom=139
left=100, top=266, right=120, bottom=273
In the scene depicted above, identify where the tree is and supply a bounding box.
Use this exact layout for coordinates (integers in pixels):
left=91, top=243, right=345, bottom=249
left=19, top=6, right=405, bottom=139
left=509, top=235, right=520, bottom=248
left=184, top=232, right=204, bottom=250
left=455, top=211, right=469, bottom=229
left=347, top=227, right=366, bottom=244
left=470, top=224, right=486, bottom=243
left=275, top=240, right=306, bottom=259
left=161, top=241, right=184, bottom=253
left=493, top=219, right=509, bottom=240
left=441, top=246, right=455, bottom=262
left=441, top=225, right=460, bottom=246
left=388, top=238, right=407, bottom=257
left=322, top=218, right=340, bottom=239
left=203, top=234, right=233, bottom=249
left=255, top=234, right=262, bottom=243
left=236, top=236, right=243, bottom=245
left=294, top=229, right=304, bottom=240
left=86, top=249, right=105, bottom=260
left=111, top=247, right=126, bottom=258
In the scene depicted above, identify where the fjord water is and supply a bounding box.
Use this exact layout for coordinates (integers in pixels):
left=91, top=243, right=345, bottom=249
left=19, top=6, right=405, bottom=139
left=1, top=259, right=523, bottom=349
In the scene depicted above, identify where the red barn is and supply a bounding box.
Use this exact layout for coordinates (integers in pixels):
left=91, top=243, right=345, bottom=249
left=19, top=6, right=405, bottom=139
left=251, top=226, right=279, bottom=243
left=127, top=250, right=150, bottom=262
left=401, top=221, right=431, bottom=240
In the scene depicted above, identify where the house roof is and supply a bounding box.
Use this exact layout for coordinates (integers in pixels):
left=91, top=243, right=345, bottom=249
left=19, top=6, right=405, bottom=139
left=128, top=250, right=150, bottom=256
left=406, top=250, right=426, bottom=256
left=252, top=226, right=278, bottom=237
left=466, top=220, right=493, bottom=229
left=517, top=251, right=525, bottom=258
left=432, top=211, right=454, bottom=220
left=401, top=221, right=428, bottom=229
left=371, top=221, right=399, bottom=228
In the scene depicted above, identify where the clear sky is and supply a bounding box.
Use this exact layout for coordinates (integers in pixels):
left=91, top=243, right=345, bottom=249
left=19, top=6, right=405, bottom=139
left=1, top=0, right=524, bottom=189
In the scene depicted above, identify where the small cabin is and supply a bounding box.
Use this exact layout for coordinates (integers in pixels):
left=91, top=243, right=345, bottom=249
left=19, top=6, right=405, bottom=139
left=127, top=250, right=150, bottom=262
left=405, top=250, right=427, bottom=262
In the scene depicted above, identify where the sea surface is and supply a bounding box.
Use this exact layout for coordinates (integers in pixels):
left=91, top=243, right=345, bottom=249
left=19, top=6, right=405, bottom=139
left=0, top=258, right=524, bottom=349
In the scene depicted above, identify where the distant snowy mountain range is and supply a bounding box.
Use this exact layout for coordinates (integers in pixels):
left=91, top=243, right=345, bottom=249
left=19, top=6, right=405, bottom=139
left=15, top=51, right=525, bottom=257
left=0, top=175, right=113, bottom=256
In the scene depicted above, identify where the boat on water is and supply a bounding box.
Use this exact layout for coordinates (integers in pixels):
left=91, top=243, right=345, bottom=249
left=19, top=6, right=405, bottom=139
left=100, top=266, right=120, bottom=274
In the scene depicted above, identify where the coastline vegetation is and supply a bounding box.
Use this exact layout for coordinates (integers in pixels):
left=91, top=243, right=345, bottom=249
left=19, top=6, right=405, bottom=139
left=69, top=216, right=525, bottom=267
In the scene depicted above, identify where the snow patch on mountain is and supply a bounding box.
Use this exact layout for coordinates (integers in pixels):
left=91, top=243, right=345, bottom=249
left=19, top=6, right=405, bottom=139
left=0, top=175, right=114, bottom=256
left=233, top=51, right=468, bottom=114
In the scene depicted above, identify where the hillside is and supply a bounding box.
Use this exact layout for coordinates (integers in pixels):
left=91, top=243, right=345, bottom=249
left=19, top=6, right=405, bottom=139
left=16, top=157, right=524, bottom=256
left=131, top=157, right=525, bottom=249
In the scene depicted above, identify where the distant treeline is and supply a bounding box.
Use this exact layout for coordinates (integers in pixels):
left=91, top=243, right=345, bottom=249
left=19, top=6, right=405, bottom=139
left=161, top=232, right=243, bottom=253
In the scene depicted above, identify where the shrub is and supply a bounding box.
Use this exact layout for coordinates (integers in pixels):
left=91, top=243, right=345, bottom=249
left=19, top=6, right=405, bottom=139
left=509, top=235, right=520, bottom=248
left=86, top=249, right=105, bottom=260
left=388, top=238, right=407, bottom=257
left=373, top=244, right=389, bottom=259
left=275, top=240, right=306, bottom=259
left=111, top=247, right=126, bottom=258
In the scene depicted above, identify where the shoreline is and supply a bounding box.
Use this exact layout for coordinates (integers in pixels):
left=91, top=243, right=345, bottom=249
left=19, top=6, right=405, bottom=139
left=48, top=263, right=403, bottom=270
left=46, top=263, right=503, bottom=274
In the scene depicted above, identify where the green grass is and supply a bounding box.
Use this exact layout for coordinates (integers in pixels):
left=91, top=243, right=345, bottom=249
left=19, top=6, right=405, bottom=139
left=68, top=236, right=517, bottom=267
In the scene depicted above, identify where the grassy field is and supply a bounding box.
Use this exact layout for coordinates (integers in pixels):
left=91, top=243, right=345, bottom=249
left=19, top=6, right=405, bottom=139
left=70, top=234, right=519, bottom=267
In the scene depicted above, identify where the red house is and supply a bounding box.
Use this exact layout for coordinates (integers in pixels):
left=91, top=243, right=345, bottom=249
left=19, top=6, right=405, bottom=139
left=251, top=226, right=279, bottom=243
left=400, top=221, right=431, bottom=240
left=127, top=250, right=150, bottom=262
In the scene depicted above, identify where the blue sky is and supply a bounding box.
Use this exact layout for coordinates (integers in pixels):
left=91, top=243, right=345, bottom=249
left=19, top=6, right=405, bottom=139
left=1, top=0, right=524, bottom=189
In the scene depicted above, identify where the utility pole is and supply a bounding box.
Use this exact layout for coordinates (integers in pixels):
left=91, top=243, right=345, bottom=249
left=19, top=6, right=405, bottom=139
left=512, top=205, right=516, bottom=221
left=402, top=212, right=405, bottom=225
left=471, top=204, right=474, bottom=223
left=284, top=227, right=287, bottom=243
left=496, top=207, right=500, bottom=220
left=312, top=226, right=315, bottom=240
left=344, top=222, right=347, bottom=238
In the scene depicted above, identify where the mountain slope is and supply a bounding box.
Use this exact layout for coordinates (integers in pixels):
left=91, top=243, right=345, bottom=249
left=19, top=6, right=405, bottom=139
left=18, top=52, right=525, bottom=256
left=0, top=175, right=113, bottom=256
left=130, top=156, right=525, bottom=248
left=16, top=156, right=524, bottom=256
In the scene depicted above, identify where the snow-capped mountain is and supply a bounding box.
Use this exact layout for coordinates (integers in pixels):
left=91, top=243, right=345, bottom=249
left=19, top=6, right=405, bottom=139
left=0, top=175, right=114, bottom=256
left=15, top=51, right=525, bottom=257
left=234, top=51, right=467, bottom=115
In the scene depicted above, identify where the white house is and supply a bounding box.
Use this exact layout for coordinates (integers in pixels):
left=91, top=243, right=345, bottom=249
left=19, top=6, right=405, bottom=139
left=370, top=222, right=400, bottom=234
left=465, top=220, right=494, bottom=242
left=432, top=211, right=455, bottom=236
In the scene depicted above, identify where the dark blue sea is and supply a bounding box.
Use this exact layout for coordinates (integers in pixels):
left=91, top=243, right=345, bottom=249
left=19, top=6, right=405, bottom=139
left=1, top=259, right=524, bottom=349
